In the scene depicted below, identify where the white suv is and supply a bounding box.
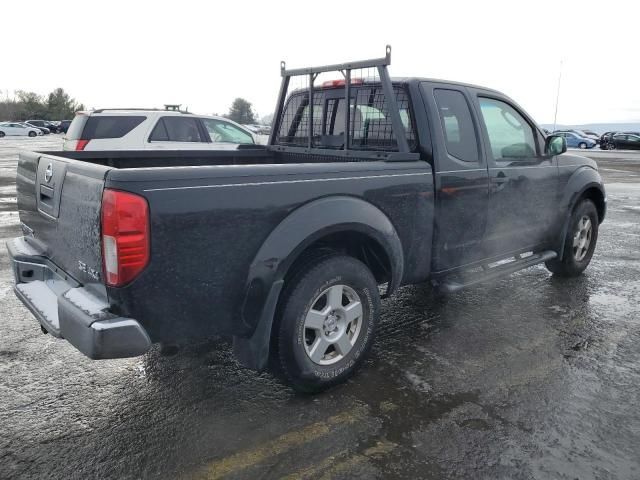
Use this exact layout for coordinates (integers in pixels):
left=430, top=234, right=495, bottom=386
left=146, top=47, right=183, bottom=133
left=63, top=109, right=258, bottom=151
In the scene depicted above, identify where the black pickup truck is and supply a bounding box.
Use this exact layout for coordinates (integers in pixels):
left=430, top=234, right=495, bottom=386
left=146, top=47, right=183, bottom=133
left=8, top=48, right=605, bottom=391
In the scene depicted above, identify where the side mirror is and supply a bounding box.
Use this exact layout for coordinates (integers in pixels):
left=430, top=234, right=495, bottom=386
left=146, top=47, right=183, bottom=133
left=545, top=135, right=567, bottom=156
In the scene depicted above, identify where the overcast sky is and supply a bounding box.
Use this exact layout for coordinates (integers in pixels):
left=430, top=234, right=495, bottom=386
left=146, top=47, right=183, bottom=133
left=4, top=0, right=639, bottom=125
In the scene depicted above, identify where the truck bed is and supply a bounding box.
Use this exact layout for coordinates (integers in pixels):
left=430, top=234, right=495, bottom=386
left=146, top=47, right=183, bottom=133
left=14, top=149, right=433, bottom=349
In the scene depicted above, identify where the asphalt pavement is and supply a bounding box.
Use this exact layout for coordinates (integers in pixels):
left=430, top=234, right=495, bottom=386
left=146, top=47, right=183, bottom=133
left=1, top=137, right=639, bottom=479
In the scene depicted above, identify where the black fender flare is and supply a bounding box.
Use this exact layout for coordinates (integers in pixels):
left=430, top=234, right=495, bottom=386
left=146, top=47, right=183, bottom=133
left=556, top=167, right=606, bottom=260
left=233, top=195, right=404, bottom=370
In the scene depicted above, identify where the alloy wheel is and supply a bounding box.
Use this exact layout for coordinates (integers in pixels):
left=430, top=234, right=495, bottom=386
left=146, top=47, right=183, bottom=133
left=573, top=215, right=593, bottom=262
left=303, top=284, right=363, bottom=365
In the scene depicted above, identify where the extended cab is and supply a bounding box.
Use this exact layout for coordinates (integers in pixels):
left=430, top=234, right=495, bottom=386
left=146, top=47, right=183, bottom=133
left=8, top=48, right=605, bottom=391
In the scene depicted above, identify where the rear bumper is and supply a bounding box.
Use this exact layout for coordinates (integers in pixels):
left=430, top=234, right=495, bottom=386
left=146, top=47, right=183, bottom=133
left=7, top=236, right=151, bottom=359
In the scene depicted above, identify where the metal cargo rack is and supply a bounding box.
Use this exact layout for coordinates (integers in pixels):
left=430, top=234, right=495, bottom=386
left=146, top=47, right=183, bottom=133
left=268, top=46, right=420, bottom=161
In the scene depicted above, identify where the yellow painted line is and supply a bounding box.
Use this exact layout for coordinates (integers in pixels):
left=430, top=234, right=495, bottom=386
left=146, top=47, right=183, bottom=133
left=317, top=441, right=397, bottom=480
left=280, top=453, right=340, bottom=480
left=281, top=440, right=397, bottom=480
left=195, top=407, right=366, bottom=480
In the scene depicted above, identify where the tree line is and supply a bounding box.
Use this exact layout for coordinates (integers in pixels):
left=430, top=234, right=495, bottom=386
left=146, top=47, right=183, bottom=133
left=0, top=89, right=271, bottom=125
left=0, top=88, right=85, bottom=121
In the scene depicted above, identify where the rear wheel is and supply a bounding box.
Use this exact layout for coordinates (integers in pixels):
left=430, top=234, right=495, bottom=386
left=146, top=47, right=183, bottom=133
left=546, top=199, right=599, bottom=277
left=275, top=254, right=380, bottom=392
left=28, top=131, right=37, bottom=137
left=0, top=131, right=5, bottom=138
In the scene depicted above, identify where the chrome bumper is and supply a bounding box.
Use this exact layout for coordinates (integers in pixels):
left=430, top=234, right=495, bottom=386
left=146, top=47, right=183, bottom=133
left=7, top=236, right=151, bottom=359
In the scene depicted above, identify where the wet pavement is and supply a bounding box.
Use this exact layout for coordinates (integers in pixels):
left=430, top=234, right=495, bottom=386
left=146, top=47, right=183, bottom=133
left=1, top=138, right=639, bottom=479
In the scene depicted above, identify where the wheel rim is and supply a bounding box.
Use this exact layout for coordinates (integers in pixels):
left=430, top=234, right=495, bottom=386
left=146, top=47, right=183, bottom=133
left=608, top=143, right=615, bottom=150
left=579, top=143, right=586, bottom=149
left=303, top=284, right=363, bottom=365
left=573, top=215, right=593, bottom=262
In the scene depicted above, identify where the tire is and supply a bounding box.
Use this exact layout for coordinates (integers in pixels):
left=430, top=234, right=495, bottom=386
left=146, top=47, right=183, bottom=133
left=545, top=199, right=599, bottom=277
left=607, top=143, right=615, bottom=150
left=276, top=254, right=380, bottom=392
left=28, top=131, right=37, bottom=137
left=0, top=131, right=5, bottom=138
left=579, top=142, right=587, bottom=149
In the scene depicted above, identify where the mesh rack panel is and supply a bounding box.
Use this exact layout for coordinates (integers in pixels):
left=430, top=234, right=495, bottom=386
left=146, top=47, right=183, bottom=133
left=270, top=46, right=419, bottom=161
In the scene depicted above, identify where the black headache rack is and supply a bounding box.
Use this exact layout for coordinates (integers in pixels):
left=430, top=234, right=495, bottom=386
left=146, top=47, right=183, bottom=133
left=268, top=46, right=420, bottom=162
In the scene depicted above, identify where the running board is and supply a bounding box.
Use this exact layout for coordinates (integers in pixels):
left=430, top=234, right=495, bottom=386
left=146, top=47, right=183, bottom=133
left=435, top=250, right=557, bottom=294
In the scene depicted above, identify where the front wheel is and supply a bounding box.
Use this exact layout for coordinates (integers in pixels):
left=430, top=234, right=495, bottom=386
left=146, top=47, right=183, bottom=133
left=28, top=131, right=37, bottom=137
left=607, top=143, right=616, bottom=150
left=579, top=142, right=587, bottom=149
left=0, top=131, right=5, bottom=138
left=275, top=254, right=380, bottom=392
left=546, top=199, right=599, bottom=277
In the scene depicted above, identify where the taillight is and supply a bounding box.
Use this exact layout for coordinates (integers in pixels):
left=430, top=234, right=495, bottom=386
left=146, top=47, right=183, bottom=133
left=101, top=189, right=150, bottom=287
left=75, top=139, right=90, bottom=151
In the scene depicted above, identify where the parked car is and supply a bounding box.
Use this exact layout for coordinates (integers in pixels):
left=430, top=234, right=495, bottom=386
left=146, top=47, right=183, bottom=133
left=23, top=122, right=50, bottom=135
left=599, top=131, right=618, bottom=149
left=63, top=110, right=256, bottom=150
left=604, top=133, right=640, bottom=150
left=577, top=129, right=600, bottom=143
left=27, top=119, right=58, bottom=134
left=0, top=122, right=43, bottom=137
left=554, top=131, right=596, bottom=149
left=242, top=124, right=261, bottom=133
left=58, top=120, right=72, bottom=133
left=258, top=125, right=272, bottom=135
left=8, top=53, right=605, bottom=392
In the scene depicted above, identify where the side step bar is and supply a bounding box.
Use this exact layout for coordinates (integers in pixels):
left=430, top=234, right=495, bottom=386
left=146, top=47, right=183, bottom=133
left=436, top=250, right=557, bottom=294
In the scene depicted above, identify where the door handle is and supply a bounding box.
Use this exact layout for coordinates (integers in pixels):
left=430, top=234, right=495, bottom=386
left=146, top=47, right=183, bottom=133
left=491, top=171, right=508, bottom=193
left=494, top=171, right=507, bottom=183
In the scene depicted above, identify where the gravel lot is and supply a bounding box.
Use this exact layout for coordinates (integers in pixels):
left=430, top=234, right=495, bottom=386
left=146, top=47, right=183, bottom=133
left=1, top=137, right=639, bottom=479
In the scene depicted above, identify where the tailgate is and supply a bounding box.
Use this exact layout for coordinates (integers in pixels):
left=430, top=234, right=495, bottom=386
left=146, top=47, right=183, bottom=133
left=16, top=151, right=111, bottom=285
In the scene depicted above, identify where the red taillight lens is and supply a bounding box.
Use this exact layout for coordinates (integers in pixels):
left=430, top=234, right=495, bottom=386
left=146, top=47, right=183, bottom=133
left=101, top=189, right=150, bottom=287
left=75, top=139, right=90, bottom=151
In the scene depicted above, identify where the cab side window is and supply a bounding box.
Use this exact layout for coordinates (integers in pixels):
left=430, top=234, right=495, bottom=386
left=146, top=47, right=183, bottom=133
left=434, top=89, right=479, bottom=162
left=478, top=98, right=537, bottom=160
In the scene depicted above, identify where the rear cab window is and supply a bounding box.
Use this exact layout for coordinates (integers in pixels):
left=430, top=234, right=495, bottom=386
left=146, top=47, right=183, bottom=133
left=275, top=84, right=416, bottom=152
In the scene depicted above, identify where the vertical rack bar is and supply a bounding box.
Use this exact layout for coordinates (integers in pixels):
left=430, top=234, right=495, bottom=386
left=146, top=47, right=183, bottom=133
left=377, top=64, right=410, bottom=153
left=344, top=69, right=351, bottom=151
left=308, top=73, right=314, bottom=149
left=268, top=62, right=290, bottom=146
